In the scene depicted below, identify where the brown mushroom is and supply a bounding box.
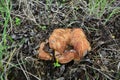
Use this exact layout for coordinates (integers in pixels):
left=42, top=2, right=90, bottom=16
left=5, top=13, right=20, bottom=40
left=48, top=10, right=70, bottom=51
left=49, top=28, right=71, bottom=54
left=70, top=28, right=91, bottom=60
left=38, top=42, right=52, bottom=60
left=54, top=50, right=77, bottom=64
left=38, top=28, right=91, bottom=64
left=53, top=28, right=91, bottom=63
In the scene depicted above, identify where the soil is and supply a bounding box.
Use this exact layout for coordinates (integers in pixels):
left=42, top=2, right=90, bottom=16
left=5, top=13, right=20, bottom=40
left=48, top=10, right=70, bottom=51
left=1, top=0, right=120, bottom=80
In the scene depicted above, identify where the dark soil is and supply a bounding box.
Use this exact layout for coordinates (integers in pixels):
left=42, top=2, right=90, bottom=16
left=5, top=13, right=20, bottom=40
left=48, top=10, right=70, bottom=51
left=1, top=0, right=120, bottom=80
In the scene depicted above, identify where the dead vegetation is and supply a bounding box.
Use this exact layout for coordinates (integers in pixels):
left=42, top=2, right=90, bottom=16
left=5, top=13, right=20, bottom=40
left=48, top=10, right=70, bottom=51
left=0, top=0, right=120, bottom=80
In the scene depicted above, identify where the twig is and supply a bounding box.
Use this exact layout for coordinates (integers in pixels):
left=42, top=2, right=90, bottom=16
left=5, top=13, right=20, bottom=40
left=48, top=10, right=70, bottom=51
left=86, top=65, right=113, bottom=80
left=2, top=60, right=41, bottom=80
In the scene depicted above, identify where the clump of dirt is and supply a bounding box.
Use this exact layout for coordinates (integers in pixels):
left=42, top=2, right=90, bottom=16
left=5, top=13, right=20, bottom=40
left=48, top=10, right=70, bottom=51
left=2, top=0, right=120, bottom=80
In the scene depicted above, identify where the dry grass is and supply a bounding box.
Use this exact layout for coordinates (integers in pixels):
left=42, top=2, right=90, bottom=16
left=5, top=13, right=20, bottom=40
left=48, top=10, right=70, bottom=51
left=0, top=0, right=120, bottom=80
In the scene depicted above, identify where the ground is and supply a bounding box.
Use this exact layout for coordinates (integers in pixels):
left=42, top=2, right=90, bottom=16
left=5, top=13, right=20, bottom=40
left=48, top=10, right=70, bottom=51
left=0, top=0, right=120, bottom=80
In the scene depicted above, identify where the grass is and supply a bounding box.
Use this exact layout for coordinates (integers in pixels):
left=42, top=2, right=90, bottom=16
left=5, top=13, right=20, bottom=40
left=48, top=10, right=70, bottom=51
left=104, top=7, right=120, bottom=24
left=0, top=0, right=12, bottom=79
left=87, top=0, right=120, bottom=24
left=88, top=0, right=113, bottom=18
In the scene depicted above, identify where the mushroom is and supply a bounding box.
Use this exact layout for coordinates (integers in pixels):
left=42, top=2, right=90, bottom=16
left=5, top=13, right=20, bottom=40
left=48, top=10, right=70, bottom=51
left=55, top=50, right=76, bottom=64
left=70, top=28, right=91, bottom=60
left=38, top=42, right=52, bottom=60
left=38, top=28, right=91, bottom=64
left=49, top=28, right=71, bottom=54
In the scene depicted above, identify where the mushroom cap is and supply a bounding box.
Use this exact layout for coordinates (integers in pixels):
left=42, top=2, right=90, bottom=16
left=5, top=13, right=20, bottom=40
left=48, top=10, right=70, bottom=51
left=38, top=28, right=91, bottom=64
left=49, top=28, right=71, bottom=54
left=70, top=28, right=91, bottom=59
